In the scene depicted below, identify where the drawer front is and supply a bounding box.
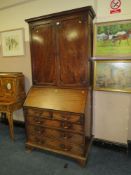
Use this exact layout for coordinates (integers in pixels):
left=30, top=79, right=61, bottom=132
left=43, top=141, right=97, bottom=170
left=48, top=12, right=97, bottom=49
left=26, top=108, right=52, bottom=119
left=53, top=112, right=84, bottom=124
left=27, top=125, right=84, bottom=145
left=25, top=108, right=84, bottom=125
left=27, top=134, right=84, bottom=156
left=26, top=116, right=84, bottom=133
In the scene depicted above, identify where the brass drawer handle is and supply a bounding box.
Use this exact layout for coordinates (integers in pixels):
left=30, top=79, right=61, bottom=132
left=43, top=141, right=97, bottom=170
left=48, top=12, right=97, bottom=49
left=60, top=144, right=72, bottom=151
left=56, top=22, right=60, bottom=25
left=34, top=118, right=43, bottom=124
left=77, top=116, right=84, bottom=125
left=36, top=121, right=41, bottom=124
left=61, top=122, right=72, bottom=129
left=61, top=116, right=68, bottom=121
left=61, top=133, right=72, bottom=139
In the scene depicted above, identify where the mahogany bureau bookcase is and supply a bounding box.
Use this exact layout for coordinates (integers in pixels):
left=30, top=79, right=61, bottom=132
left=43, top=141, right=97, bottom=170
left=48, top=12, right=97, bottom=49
left=0, top=72, right=26, bottom=140
left=24, top=6, right=95, bottom=166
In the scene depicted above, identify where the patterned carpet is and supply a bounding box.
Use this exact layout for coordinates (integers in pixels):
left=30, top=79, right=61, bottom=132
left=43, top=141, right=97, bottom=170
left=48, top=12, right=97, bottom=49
left=0, top=123, right=131, bottom=175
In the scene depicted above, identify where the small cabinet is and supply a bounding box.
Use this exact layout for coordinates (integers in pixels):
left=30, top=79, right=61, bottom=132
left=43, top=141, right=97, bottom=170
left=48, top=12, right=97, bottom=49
left=0, top=72, right=26, bottom=140
left=0, top=72, right=25, bottom=102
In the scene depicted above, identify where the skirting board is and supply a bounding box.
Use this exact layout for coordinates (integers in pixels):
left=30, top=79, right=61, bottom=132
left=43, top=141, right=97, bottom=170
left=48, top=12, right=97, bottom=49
left=0, top=115, right=131, bottom=153
left=0, top=116, right=25, bottom=128
left=93, top=138, right=129, bottom=153
left=128, top=140, right=131, bottom=149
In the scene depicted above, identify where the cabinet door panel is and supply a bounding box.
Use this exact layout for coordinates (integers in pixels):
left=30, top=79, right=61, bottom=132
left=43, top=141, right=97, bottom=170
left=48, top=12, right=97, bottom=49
left=58, top=18, right=88, bottom=86
left=2, top=78, right=15, bottom=96
left=0, top=78, right=15, bottom=99
left=31, top=23, right=56, bottom=85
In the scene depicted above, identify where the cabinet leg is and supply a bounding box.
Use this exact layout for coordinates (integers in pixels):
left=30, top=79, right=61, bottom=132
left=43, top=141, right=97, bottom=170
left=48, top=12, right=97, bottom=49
left=76, top=159, right=86, bottom=167
left=25, top=145, right=34, bottom=152
left=7, top=112, right=14, bottom=141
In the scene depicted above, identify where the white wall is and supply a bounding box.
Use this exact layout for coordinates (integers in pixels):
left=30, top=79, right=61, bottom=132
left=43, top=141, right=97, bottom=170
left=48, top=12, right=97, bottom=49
left=93, top=0, right=131, bottom=143
left=96, top=0, right=131, bottom=22
left=93, top=91, right=130, bottom=144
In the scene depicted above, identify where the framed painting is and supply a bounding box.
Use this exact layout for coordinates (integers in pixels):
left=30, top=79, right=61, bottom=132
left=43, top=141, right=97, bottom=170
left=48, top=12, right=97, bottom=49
left=1, top=28, right=25, bottom=56
left=93, top=60, right=131, bottom=93
left=93, top=20, right=131, bottom=58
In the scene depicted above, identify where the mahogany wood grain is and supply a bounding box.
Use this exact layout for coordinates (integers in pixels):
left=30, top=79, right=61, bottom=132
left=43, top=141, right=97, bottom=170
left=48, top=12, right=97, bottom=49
left=24, top=86, right=88, bottom=113
left=25, top=6, right=95, bottom=166
left=27, top=125, right=84, bottom=144
left=58, top=17, right=88, bottom=86
left=27, top=6, right=95, bottom=87
left=31, top=24, right=56, bottom=85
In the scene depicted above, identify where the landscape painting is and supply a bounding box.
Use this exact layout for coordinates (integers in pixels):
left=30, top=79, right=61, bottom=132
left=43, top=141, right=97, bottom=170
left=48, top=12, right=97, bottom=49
left=94, top=60, right=131, bottom=93
left=94, top=20, right=131, bottom=58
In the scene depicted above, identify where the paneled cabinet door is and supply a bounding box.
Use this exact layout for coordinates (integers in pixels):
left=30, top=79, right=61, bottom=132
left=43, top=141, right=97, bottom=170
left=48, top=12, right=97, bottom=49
left=57, top=17, right=89, bottom=87
left=31, top=23, right=57, bottom=86
left=0, top=78, right=15, bottom=98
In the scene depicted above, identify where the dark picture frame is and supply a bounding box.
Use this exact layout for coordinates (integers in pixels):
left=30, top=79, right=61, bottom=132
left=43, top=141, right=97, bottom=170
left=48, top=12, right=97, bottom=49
left=94, top=60, right=131, bottom=93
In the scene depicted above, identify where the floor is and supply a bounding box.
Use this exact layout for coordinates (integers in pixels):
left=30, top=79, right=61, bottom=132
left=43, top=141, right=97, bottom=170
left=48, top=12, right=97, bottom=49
left=0, top=122, right=131, bottom=175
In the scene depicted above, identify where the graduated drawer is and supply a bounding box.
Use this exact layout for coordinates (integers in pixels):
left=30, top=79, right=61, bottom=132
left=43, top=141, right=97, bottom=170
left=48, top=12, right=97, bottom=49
left=25, top=108, right=52, bottom=119
left=53, top=112, right=84, bottom=125
left=25, top=108, right=84, bottom=125
left=27, top=125, right=84, bottom=145
left=26, top=116, right=84, bottom=133
left=27, top=135, right=84, bottom=157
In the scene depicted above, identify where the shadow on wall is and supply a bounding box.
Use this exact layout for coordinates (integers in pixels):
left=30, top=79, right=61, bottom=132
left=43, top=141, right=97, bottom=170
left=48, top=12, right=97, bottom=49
left=128, top=96, right=131, bottom=141
left=24, top=75, right=32, bottom=93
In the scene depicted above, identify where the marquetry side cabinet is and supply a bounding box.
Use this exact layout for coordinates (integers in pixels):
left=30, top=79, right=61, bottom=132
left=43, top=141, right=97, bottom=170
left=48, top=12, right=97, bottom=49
left=0, top=72, right=26, bottom=140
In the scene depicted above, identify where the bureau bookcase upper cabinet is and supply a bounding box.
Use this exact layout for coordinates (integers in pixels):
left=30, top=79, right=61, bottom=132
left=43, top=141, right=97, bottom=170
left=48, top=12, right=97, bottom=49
left=28, top=6, right=95, bottom=87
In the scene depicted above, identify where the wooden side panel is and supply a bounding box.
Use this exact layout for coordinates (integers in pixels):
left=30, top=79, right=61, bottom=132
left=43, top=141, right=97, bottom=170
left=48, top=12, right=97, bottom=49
left=85, top=87, right=92, bottom=137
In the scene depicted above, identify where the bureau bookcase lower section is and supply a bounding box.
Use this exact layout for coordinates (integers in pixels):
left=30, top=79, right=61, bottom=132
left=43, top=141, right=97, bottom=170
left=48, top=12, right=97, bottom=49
left=25, top=137, right=92, bottom=166
left=24, top=107, right=92, bottom=166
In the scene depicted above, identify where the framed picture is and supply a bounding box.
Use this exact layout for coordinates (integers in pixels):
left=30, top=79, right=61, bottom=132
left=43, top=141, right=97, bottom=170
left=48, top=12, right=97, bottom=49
left=93, top=60, right=131, bottom=93
left=93, top=20, right=131, bottom=58
left=1, top=28, right=25, bottom=56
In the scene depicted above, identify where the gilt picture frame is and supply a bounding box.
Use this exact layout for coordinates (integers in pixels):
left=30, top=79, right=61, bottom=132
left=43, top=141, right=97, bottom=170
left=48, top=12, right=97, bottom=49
left=93, top=20, right=131, bottom=58
left=1, top=28, right=25, bottom=57
left=93, top=60, right=131, bottom=93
